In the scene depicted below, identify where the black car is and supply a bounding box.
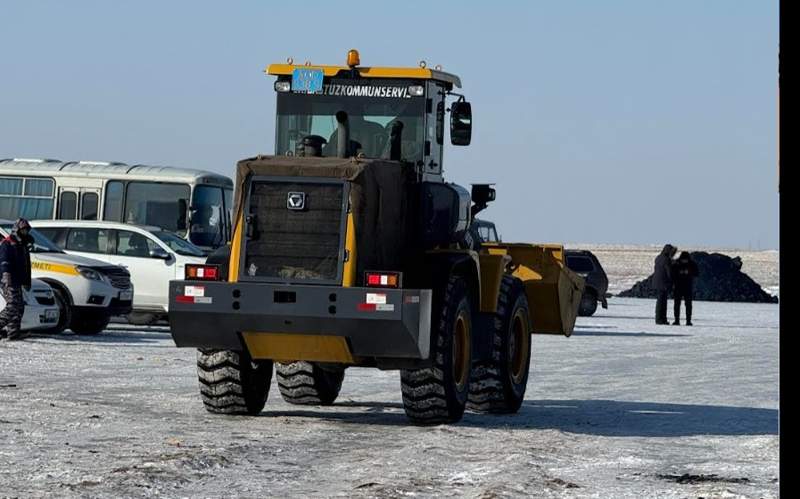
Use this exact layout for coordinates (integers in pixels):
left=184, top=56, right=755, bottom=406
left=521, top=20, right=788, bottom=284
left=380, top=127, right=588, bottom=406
left=565, top=249, right=609, bottom=316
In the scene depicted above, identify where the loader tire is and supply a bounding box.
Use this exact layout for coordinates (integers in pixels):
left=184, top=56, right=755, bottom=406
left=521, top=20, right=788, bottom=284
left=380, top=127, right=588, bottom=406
left=468, top=276, right=531, bottom=414
left=196, top=349, right=273, bottom=415
left=276, top=361, right=345, bottom=405
left=400, top=276, right=473, bottom=425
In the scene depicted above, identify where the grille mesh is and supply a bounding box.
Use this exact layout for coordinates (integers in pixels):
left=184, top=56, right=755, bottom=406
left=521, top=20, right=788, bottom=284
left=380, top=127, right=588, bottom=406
left=245, top=181, right=345, bottom=282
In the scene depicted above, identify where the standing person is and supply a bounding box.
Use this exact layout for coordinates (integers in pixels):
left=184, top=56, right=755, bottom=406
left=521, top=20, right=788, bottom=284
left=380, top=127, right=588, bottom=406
left=0, top=218, right=33, bottom=341
left=673, top=251, right=699, bottom=325
left=653, top=244, right=677, bottom=325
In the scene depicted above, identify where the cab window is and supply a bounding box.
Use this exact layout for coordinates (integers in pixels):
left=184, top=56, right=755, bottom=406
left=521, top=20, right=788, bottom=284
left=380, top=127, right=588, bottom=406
left=66, top=228, right=112, bottom=254
left=116, top=230, right=158, bottom=258
left=566, top=256, right=595, bottom=273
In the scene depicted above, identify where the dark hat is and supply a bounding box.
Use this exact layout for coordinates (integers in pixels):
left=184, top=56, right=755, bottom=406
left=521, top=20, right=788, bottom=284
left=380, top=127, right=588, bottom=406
left=11, top=218, right=31, bottom=234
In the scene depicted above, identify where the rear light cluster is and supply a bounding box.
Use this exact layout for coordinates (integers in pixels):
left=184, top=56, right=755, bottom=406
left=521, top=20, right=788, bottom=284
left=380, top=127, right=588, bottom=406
left=365, top=271, right=402, bottom=288
left=186, top=264, right=221, bottom=281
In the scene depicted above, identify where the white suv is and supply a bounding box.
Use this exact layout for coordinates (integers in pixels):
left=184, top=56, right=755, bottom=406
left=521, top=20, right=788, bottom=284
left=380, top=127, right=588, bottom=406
left=0, top=221, right=133, bottom=335
left=35, top=221, right=206, bottom=324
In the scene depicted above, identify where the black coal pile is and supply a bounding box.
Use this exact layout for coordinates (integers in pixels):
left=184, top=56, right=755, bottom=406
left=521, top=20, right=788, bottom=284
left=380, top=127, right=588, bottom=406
left=618, top=251, right=778, bottom=303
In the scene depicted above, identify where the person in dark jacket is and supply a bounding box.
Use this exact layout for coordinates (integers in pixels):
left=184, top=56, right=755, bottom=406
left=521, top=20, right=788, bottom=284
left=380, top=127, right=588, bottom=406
left=653, top=244, right=677, bottom=325
left=0, top=218, right=33, bottom=340
left=672, top=251, right=699, bottom=325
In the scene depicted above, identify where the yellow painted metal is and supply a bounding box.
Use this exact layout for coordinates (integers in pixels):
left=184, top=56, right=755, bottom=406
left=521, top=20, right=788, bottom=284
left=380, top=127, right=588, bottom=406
left=31, top=260, right=79, bottom=276
left=343, top=211, right=357, bottom=287
left=484, top=243, right=584, bottom=337
left=266, top=64, right=462, bottom=88
left=228, top=211, right=244, bottom=282
left=242, top=332, right=356, bottom=364
left=478, top=253, right=508, bottom=313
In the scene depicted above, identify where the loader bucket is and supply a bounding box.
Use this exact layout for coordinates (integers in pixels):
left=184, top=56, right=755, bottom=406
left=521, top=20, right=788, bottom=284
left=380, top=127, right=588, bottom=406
left=484, top=243, right=584, bottom=336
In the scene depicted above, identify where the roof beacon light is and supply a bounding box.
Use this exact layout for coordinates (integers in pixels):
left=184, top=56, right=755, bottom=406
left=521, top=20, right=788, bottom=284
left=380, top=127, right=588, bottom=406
left=347, top=49, right=360, bottom=67
left=274, top=81, right=291, bottom=92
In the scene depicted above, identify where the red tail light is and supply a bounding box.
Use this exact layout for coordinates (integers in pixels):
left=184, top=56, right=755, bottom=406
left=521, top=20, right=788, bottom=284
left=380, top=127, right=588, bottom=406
left=365, top=271, right=401, bottom=288
left=186, top=264, right=220, bottom=281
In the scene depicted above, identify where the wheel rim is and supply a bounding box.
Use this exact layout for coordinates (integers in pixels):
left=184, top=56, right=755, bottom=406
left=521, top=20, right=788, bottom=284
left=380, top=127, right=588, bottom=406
left=452, top=311, right=470, bottom=390
left=509, top=308, right=530, bottom=384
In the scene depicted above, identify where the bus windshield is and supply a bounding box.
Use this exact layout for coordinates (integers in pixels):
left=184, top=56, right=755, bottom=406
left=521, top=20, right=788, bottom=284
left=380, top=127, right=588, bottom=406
left=189, top=185, right=229, bottom=248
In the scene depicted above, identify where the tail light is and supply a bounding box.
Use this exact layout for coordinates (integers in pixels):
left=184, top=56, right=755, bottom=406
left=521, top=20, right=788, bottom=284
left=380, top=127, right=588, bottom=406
left=186, top=264, right=220, bottom=281
left=365, top=271, right=402, bottom=288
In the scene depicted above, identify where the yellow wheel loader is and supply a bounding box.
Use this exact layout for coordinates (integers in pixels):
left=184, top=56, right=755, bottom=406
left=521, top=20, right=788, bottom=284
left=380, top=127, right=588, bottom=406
left=169, top=50, right=584, bottom=424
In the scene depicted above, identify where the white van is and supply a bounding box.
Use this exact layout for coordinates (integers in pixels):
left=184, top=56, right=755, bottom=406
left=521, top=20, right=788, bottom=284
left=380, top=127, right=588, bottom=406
left=35, top=221, right=206, bottom=324
left=0, top=221, right=133, bottom=335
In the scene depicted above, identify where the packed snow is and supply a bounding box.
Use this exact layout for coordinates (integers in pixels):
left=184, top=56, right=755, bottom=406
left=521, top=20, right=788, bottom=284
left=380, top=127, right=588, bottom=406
left=0, top=297, right=778, bottom=498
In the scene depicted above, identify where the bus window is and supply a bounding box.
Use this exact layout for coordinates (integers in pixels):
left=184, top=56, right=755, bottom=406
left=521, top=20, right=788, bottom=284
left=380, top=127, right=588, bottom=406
left=124, top=182, right=190, bottom=233
left=81, top=192, right=98, bottom=220
left=104, top=181, right=124, bottom=222
left=190, top=185, right=225, bottom=247
left=58, top=191, right=77, bottom=220
left=0, top=176, right=55, bottom=220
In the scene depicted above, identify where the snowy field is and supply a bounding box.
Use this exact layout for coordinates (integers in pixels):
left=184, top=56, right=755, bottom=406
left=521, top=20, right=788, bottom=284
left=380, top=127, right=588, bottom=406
left=0, top=298, right=778, bottom=498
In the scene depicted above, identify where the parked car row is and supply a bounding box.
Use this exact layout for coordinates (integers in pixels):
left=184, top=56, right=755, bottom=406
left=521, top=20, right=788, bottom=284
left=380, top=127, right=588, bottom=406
left=1, top=218, right=208, bottom=335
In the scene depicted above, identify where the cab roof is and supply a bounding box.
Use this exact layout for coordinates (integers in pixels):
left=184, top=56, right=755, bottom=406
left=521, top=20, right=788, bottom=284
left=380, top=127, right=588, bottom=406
left=266, top=63, right=461, bottom=89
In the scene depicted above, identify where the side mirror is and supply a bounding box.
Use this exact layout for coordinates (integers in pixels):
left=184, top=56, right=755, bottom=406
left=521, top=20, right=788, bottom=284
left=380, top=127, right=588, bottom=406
left=150, top=247, right=171, bottom=260
left=450, top=100, right=472, bottom=146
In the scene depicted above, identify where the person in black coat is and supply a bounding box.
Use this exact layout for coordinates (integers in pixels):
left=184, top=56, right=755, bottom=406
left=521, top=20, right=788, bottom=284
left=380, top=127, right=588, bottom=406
left=0, top=218, right=33, bottom=340
left=672, top=251, right=699, bottom=325
left=653, top=244, right=677, bottom=325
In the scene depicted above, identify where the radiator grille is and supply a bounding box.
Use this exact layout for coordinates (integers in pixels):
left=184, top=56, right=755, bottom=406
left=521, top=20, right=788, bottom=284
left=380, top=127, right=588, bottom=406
left=244, top=180, right=346, bottom=283
left=97, top=266, right=132, bottom=289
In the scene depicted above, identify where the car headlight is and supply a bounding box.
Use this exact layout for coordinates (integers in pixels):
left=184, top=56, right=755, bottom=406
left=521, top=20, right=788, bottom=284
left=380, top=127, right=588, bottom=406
left=76, top=266, right=109, bottom=284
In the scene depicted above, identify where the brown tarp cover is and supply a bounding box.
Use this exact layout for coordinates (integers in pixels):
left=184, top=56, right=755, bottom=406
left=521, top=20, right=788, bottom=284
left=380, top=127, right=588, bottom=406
left=233, top=155, right=417, bottom=278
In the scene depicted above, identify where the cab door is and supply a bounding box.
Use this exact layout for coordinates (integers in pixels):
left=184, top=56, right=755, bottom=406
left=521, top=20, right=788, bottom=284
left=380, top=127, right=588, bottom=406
left=111, top=229, right=175, bottom=311
left=57, top=188, right=102, bottom=220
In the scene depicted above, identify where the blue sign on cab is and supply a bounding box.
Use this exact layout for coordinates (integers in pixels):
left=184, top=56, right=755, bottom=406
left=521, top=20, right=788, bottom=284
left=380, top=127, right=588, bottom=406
left=291, top=68, right=324, bottom=93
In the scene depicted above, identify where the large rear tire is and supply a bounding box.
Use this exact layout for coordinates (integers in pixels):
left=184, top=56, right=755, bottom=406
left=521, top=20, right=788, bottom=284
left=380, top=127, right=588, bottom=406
left=196, top=349, right=273, bottom=415
left=400, top=276, right=473, bottom=425
left=275, top=361, right=345, bottom=405
left=468, top=276, right=532, bottom=413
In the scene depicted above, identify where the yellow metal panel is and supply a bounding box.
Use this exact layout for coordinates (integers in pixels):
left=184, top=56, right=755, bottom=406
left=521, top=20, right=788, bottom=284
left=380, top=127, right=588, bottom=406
left=242, top=332, right=356, bottom=364
left=228, top=211, right=244, bottom=282
left=343, top=211, right=357, bottom=287
left=31, top=260, right=79, bottom=276
left=484, top=243, right=584, bottom=337
left=478, top=253, right=508, bottom=313
left=265, top=64, right=461, bottom=87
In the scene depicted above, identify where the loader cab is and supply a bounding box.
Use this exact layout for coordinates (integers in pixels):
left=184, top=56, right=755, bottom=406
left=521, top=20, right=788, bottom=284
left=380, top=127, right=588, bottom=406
left=269, top=53, right=470, bottom=182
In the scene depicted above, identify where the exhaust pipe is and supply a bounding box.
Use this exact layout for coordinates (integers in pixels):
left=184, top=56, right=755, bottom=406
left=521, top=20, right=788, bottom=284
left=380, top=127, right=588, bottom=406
left=335, top=111, right=350, bottom=158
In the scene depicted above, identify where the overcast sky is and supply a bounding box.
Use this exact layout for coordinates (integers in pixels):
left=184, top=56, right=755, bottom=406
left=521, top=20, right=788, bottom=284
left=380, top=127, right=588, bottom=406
left=0, top=1, right=779, bottom=249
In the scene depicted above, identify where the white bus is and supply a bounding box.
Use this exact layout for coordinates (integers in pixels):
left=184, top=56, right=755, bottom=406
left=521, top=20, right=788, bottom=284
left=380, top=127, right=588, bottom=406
left=0, top=158, right=233, bottom=250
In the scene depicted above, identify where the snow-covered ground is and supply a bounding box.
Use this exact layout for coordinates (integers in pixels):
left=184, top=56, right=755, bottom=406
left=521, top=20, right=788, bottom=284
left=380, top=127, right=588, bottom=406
left=0, top=298, right=778, bottom=498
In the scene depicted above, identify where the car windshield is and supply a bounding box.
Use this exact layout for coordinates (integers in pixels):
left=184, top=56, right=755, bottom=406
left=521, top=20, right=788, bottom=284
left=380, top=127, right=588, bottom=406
left=0, top=224, right=64, bottom=253
left=276, top=80, right=426, bottom=162
left=153, top=230, right=206, bottom=257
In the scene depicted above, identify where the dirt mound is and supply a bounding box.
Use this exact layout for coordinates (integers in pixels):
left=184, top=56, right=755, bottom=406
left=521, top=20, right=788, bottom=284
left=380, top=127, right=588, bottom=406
left=618, top=251, right=778, bottom=303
